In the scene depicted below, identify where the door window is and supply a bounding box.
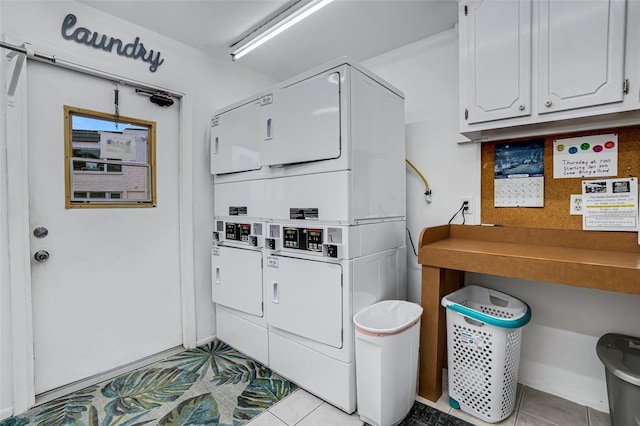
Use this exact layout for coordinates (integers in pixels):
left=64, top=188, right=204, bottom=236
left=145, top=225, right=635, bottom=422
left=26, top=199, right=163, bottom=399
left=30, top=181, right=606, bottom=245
left=64, top=106, right=156, bottom=207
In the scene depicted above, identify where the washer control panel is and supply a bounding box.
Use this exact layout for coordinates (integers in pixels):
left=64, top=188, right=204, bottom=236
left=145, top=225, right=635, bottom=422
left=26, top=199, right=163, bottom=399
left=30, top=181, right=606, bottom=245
left=225, top=222, right=251, bottom=242
left=214, top=220, right=264, bottom=248
left=283, top=227, right=323, bottom=252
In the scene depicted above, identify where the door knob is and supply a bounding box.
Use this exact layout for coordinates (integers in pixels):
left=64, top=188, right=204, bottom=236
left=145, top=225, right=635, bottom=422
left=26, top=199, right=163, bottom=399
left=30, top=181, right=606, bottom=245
left=34, top=250, right=50, bottom=262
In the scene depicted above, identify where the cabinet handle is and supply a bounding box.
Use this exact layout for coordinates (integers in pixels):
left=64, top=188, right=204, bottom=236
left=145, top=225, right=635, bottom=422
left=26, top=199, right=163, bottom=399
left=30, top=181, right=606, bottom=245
left=518, top=105, right=525, bottom=111
left=272, top=281, right=279, bottom=304
left=213, top=136, right=219, bottom=154
left=544, top=100, right=552, bottom=107
left=215, top=267, right=221, bottom=285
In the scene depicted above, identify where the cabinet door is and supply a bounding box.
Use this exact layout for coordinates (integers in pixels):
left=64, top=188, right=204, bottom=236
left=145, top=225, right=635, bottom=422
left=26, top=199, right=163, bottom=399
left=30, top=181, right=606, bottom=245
left=210, top=100, right=261, bottom=175
left=538, top=0, right=626, bottom=114
left=266, top=256, right=343, bottom=348
left=461, top=0, right=532, bottom=124
left=261, top=72, right=341, bottom=166
left=211, top=246, right=263, bottom=317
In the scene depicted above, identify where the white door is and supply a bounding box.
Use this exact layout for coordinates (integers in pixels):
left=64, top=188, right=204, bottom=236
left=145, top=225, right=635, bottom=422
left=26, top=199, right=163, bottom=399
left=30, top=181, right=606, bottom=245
left=460, top=0, right=532, bottom=124
left=538, top=0, right=626, bottom=114
left=27, top=61, right=183, bottom=395
left=266, top=256, right=343, bottom=348
left=211, top=246, right=263, bottom=316
left=261, top=71, right=341, bottom=167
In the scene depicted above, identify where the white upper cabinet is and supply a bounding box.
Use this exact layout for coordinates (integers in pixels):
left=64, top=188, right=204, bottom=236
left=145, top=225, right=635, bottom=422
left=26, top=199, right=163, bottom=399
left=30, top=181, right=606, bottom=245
left=459, top=0, right=631, bottom=140
left=261, top=71, right=341, bottom=167
left=210, top=100, right=262, bottom=175
left=461, top=0, right=532, bottom=124
left=538, top=0, right=626, bottom=114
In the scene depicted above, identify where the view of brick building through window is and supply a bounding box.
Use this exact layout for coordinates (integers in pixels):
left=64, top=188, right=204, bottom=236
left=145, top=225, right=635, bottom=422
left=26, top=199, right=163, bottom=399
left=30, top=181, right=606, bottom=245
left=67, top=112, right=154, bottom=206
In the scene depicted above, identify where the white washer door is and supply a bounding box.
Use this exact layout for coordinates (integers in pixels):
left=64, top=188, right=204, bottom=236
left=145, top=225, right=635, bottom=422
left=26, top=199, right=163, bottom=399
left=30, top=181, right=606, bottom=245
left=266, top=256, right=342, bottom=348
left=211, top=246, right=263, bottom=317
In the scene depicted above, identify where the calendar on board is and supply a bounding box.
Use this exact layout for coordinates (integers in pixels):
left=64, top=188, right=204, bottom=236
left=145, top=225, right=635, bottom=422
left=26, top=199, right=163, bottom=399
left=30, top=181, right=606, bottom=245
left=494, top=140, right=545, bottom=208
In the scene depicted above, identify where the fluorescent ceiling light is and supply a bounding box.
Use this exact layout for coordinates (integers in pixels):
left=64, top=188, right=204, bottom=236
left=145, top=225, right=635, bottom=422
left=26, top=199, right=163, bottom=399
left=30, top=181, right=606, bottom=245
left=231, top=0, right=334, bottom=60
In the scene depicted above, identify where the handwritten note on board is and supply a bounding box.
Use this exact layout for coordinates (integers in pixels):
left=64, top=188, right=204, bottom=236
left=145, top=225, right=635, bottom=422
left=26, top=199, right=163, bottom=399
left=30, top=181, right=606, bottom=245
left=553, top=134, right=618, bottom=179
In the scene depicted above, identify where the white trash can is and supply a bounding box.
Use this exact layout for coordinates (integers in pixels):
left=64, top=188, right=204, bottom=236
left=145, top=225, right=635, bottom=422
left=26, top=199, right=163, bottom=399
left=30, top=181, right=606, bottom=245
left=354, top=300, right=424, bottom=426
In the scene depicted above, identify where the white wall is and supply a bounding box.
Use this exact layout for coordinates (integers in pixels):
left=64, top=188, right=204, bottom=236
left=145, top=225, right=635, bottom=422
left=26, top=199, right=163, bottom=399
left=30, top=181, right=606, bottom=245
left=0, top=0, right=275, bottom=417
left=364, top=28, right=640, bottom=412
left=364, top=28, right=480, bottom=304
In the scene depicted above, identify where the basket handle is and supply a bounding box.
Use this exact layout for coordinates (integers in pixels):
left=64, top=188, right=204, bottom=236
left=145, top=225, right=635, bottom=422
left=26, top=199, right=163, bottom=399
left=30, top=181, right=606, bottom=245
left=489, top=293, right=509, bottom=307
left=463, top=316, right=485, bottom=327
left=447, top=303, right=532, bottom=328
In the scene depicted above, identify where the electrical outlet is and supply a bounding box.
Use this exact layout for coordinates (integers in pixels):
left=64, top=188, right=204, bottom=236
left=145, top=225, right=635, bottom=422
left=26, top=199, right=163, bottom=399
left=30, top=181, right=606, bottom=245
left=570, top=194, right=583, bottom=215
left=461, top=197, right=473, bottom=214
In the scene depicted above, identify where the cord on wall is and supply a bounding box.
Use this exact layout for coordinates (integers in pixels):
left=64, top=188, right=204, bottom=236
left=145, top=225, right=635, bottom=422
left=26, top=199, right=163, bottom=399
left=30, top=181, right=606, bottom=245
left=448, top=201, right=468, bottom=225
left=405, top=227, right=418, bottom=257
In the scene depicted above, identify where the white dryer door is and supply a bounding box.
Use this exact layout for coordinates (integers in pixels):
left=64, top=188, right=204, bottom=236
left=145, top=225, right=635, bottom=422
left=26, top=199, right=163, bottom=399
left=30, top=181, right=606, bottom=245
left=266, top=256, right=343, bottom=348
left=210, top=100, right=262, bottom=175
left=261, top=71, right=341, bottom=166
left=211, top=246, right=263, bottom=317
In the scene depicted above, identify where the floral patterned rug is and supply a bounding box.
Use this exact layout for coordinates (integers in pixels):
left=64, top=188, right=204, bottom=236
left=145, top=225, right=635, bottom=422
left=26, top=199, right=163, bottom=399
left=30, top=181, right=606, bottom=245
left=1, top=340, right=297, bottom=426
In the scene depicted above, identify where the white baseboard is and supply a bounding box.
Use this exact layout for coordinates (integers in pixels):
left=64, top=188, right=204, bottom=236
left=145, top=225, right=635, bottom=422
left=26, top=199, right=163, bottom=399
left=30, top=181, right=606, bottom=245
left=197, top=335, right=217, bottom=347
left=0, top=406, right=14, bottom=420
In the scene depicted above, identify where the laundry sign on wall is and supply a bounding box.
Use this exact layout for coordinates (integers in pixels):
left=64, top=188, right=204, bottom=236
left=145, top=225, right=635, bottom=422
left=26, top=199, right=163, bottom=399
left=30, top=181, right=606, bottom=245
left=61, top=13, right=165, bottom=72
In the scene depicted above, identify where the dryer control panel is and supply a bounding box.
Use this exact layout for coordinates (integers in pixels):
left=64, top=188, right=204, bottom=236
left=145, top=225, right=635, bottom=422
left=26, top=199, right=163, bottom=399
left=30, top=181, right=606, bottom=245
left=283, top=227, right=323, bottom=252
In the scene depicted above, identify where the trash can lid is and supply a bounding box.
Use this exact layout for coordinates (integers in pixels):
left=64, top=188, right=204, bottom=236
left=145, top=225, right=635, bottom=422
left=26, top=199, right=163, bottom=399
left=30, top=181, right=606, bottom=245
left=596, top=333, right=640, bottom=386
left=353, top=300, right=423, bottom=335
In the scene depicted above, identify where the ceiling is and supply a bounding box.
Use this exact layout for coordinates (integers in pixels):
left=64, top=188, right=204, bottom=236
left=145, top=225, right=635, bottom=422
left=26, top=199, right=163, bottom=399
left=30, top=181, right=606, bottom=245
left=79, top=0, right=458, bottom=81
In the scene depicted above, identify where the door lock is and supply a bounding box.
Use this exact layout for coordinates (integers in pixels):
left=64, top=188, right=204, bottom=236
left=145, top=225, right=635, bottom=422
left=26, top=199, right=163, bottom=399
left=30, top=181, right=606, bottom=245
left=33, top=227, right=48, bottom=238
left=34, top=250, right=50, bottom=262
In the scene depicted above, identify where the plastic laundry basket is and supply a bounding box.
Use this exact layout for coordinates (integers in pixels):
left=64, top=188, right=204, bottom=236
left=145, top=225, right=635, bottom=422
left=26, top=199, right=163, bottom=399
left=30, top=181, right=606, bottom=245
left=441, top=286, right=531, bottom=424
left=354, top=300, right=424, bottom=426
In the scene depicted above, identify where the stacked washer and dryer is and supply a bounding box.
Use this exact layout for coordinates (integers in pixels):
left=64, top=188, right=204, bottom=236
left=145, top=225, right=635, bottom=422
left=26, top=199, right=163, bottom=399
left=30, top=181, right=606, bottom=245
left=210, top=58, right=407, bottom=413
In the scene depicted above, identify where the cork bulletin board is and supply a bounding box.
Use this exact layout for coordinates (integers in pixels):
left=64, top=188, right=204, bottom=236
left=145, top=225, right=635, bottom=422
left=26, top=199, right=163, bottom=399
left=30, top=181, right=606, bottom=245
left=481, top=125, right=640, bottom=229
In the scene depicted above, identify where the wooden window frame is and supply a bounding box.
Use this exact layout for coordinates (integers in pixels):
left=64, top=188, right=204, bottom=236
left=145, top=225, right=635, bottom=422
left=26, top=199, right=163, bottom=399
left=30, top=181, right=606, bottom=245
left=64, top=105, right=157, bottom=208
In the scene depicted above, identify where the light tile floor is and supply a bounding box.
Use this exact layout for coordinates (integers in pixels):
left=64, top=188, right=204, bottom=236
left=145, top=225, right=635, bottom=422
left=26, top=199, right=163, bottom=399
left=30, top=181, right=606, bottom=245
left=247, top=380, right=612, bottom=426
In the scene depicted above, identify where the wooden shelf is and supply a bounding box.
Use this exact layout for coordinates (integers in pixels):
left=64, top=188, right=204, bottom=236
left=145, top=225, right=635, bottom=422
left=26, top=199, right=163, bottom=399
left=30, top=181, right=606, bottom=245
left=419, top=225, right=640, bottom=294
left=416, top=224, right=640, bottom=403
